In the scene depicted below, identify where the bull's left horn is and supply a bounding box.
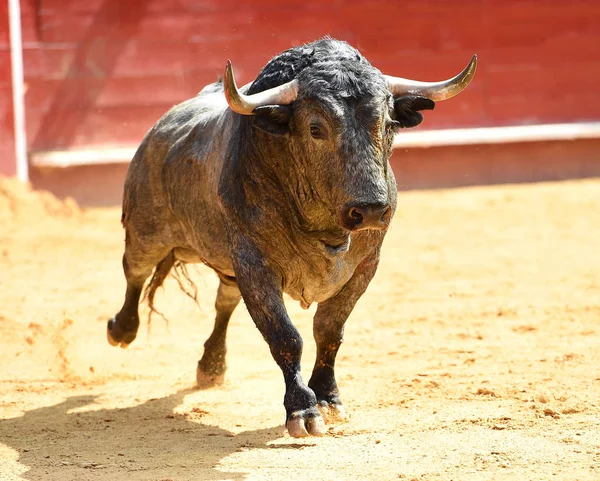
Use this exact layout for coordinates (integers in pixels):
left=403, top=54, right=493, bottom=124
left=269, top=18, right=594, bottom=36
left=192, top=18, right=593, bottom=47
left=223, top=60, right=299, bottom=115
left=385, top=55, right=477, bottom=102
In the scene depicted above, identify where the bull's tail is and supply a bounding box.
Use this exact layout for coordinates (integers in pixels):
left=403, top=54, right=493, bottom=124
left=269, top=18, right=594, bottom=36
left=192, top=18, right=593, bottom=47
left=142, top=251, right=201, bottom=327
left=143, top=251, right=175, bottom=327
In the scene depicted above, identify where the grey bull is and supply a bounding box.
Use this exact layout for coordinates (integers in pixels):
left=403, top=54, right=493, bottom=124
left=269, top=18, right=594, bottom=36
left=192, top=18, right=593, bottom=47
left=107, top=38, right=477, bottom=437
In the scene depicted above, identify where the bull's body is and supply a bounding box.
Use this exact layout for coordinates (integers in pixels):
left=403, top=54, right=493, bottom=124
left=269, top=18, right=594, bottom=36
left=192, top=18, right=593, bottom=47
left=123, top=80, right=390, bottom=305
left=107, top=38, right=475, bottom=437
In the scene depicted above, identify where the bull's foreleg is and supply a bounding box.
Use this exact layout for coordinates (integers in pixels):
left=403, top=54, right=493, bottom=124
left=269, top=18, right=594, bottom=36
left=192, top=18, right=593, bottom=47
left=230, top=236, right=326, bottom=438
left=107, top=246, right=171, bottom=348
left=196, top=276, right=241, bottom=387
left=308, top=253, right=380, bottom=423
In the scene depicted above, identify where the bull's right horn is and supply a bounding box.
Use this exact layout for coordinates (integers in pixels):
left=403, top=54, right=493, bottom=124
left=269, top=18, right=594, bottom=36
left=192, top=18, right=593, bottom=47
left=224, top=60, right=299, bottom=115
left=385, top=55, right=477, bottom=102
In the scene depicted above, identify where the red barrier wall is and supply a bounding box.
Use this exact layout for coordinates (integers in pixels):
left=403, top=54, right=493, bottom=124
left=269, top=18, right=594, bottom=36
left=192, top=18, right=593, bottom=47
left=2, top=0, right=600, bottom=181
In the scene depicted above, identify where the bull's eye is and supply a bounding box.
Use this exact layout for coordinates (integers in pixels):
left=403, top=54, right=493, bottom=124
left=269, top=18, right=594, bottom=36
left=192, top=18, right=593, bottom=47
left=310, top=124, right=325, bottom=139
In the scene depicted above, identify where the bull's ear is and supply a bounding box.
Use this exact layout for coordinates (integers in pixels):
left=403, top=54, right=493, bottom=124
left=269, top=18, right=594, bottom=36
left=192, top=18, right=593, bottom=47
left=393, top=96, right=435, bottom=128
left=252, top=105, right=293, bottom=136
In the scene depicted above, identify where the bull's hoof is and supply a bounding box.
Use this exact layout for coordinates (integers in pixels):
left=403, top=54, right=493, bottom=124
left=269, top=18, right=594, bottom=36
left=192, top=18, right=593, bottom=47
left=195, top=365, right=225, bottom=389
left=317, top=400, right=348, bottom=424
left=106, top=317, right=137, bottom=348
left=286, top=407, right=326, bottom=438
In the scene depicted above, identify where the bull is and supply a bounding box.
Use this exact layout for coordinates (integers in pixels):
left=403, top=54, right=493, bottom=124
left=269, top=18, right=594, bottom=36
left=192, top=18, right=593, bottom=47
left=107, top=38, right=476, bottom=437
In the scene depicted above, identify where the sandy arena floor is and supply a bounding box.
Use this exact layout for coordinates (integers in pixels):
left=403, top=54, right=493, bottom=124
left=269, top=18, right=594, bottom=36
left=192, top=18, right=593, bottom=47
left=0, top=177, right=599, bottom=480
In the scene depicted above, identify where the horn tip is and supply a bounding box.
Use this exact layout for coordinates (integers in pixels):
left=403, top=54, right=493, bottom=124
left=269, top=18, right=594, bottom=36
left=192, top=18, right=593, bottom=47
left=224, top=60, right=235, bottom=87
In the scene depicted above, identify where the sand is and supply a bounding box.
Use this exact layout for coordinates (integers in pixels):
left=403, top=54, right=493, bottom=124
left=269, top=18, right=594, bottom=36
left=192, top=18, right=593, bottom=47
left=0, top=176, right=599, bottom=480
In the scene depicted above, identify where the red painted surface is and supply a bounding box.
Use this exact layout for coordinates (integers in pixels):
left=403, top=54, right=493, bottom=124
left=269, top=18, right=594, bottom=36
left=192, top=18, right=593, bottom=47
left=1, top=0, right=600, bottom=177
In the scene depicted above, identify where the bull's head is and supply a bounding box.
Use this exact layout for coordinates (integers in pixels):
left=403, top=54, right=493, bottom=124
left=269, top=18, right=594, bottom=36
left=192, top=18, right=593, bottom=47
left=223, top=48, right=476, bottom=247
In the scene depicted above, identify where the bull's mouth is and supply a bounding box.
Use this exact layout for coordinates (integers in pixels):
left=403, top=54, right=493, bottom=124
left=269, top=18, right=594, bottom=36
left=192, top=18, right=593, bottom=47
left=321, top=236, right=351, bottom=255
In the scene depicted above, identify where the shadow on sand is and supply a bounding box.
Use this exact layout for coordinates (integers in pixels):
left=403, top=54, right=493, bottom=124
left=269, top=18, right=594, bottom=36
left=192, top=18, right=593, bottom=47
left=0, top=388, right=287, bottom=480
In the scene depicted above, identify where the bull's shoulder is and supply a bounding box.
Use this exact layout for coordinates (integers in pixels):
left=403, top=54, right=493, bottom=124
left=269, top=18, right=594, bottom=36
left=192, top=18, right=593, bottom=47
left=152, top=81, right=227, bottom=142
left=128, top=78, right=232, bottom=190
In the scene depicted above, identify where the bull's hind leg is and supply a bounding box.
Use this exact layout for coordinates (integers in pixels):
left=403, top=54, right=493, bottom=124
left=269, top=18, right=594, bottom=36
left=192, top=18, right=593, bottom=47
left=308, top=254, right=380, bottom=423
left=107, top=244, right=172, bottom=348
left=196, top=275, right=241, bottom=387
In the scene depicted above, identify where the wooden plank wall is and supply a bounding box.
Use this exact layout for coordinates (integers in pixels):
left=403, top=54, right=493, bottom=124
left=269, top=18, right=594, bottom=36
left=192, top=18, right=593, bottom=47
left=2, top=0, right=600, bottom=175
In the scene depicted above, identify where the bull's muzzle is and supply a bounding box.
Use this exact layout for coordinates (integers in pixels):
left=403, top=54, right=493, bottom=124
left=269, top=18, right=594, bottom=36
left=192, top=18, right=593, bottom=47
left=340, top=202, right=392, bottom=231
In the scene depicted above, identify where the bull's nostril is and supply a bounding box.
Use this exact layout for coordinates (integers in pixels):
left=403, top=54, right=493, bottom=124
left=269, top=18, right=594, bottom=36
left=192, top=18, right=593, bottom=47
left=349, top=208, right=363, bottom=222
left=341, top=203, right=391, bottom=231
left=380, top=206, right=392, bottom=224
